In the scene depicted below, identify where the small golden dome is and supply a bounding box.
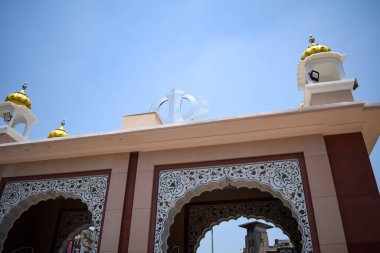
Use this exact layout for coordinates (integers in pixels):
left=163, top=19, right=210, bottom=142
left=5, top=83, right=32, bottom=109
left=301, top=35, right=331, bottom=60
left=48, top=120, right=68, bottom=138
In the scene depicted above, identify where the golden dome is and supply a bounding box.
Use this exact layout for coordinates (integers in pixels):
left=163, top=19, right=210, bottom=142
left=48, top=120, right=68, bottom=138
left=5, top=83, right=32, bottom=109
left=301, top=35, right=331, bottom=60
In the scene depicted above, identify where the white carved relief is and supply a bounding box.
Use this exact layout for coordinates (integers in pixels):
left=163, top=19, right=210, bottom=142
left=187, top=200, right=302, bottom=253
left=0, top=175, right=109, bottom=253
left=155, top=159, right=313, bottom=253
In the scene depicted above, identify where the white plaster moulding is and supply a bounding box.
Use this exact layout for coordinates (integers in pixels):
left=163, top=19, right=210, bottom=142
left=297, top=52, right=347, bottom=90
left=305, top=80, right=354, bottom=94
left=0, top=102, right=37, bottom=125
left=0, top=126, right=26, bottom=142
left=303, top=79, right=355, bottom=106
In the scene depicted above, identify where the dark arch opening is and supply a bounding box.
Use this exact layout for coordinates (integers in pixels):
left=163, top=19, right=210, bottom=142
left=167, top=186, right=302, bottom=253
left=3, top=198, right=92, bottom=253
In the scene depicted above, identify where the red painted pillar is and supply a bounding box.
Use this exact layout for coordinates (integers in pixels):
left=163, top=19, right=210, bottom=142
left=118, top=152, right=139, bottom=253
left=324, top=132, right=380, bottom=253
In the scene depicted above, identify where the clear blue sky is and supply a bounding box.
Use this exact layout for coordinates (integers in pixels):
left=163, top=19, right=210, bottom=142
left=1, top=1, right=379, bottom=252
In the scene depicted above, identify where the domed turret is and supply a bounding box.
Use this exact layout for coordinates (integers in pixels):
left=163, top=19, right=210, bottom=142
left=301, top=35, right=331, bottom=60
left=48, top=120, right=68, bottom=138
left=297, top=35, right=356, bottom=107
left=1, top=82, right=36, bottom=140
left=5, top=82, right=32, bottom=109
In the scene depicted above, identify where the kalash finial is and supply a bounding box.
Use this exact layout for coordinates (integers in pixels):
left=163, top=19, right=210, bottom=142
left=301, top=34, right=331, bottom=60
left=4, top=81, right=32, bottom=109
left=309, top=34, right=315, bottom=44
left=48, top=120, right=68, bottom=138
left=22, top=82, right=28, bottom=91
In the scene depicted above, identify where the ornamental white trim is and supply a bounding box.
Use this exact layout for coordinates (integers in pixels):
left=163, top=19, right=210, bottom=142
left=0, top=174, right=109, bottom=253
left=154, top=159, right=313, bottom=253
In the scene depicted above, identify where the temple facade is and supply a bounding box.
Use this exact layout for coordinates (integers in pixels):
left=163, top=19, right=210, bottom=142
left=0, top=37, right=379, bottom=253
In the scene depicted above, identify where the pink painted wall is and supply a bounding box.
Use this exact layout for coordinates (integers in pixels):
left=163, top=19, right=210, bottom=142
left=128, top=135, right=347, bottom=253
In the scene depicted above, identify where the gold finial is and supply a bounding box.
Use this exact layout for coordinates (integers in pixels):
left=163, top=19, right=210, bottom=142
left=19, top=82, right=28, bottom=95
left=48, top=120, right=68, bottom=138
left=309, top=35, right=315, bottom=44
left=4, top=82, right=32, bottom=109
left=301, top=35, right=331, bottom=60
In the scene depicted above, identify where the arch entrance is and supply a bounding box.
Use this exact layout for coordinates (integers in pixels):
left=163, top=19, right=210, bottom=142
left=185, top=198, right=302, bottom=253
left=152, top=157, right=314, bottom=253
left=3, top=198, right=92, bottom=253
left=0, top=173, right=109, bottom=253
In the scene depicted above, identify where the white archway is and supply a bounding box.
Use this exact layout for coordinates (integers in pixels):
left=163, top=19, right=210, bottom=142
left=154, top=159, right=313, bottom=253
left=0, top=174, right=109, bottom=253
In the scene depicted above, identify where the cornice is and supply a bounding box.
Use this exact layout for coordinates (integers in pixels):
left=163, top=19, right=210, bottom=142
left=0, top=102, right=379, bottom=164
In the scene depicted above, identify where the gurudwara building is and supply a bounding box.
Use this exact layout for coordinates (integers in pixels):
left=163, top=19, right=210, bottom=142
left=0, top=36, right=379, bottom=253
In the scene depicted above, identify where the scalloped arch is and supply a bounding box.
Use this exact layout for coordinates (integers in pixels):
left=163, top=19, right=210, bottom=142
left=196, top=214, right=289, bottom=250
left=0, top=175, right=109, bottom=253
left=185, top=198, right=302, bottom=253
left=154, top=159, right=313, bottom=253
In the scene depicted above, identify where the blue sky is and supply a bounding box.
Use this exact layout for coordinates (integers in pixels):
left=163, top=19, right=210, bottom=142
left=1, top=0, right=380, bottom=252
